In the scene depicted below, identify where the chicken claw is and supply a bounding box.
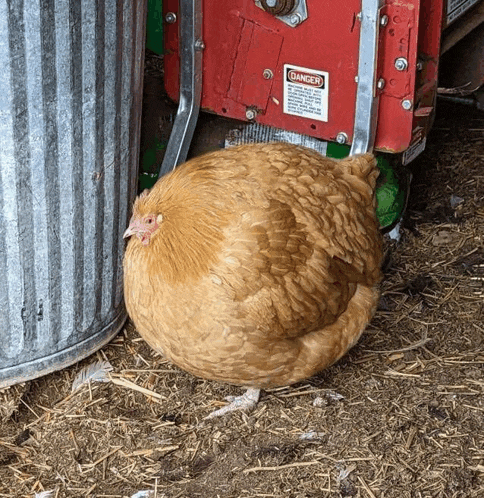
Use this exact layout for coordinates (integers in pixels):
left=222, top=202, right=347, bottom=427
left=205, top=388, right=260, bottom=419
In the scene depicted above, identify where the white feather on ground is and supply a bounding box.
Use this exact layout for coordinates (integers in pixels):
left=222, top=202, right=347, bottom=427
left=34, top=491, right=55, bottom=498
left=71, top=360, right=113, bottom=392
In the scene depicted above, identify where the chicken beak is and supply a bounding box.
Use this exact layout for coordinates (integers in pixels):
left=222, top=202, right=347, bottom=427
left=123, top=226, right=136, bottom=239
left=123, top=218, right=141, bottom=239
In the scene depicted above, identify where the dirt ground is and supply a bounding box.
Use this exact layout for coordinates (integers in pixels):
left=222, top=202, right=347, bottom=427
left=1, top=75, right=484, bottom=496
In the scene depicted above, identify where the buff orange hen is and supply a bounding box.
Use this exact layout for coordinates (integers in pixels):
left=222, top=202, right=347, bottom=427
left=123, top=143, right=382, bottom=417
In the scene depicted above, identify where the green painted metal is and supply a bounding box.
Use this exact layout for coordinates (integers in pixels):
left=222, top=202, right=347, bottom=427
left=326, top=142, right=406, bottom=229
left=146, top=0, right=164, bottom=55
left=141, top=0, right=165, bottom=189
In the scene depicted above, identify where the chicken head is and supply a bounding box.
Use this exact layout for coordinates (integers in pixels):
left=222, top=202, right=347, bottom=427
left=124, top=213, right=163, bottom=246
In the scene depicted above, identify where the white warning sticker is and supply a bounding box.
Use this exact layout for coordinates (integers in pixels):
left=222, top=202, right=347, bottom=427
left=403, top=136, right=427, bottom=165
left=283, top=64, right=329, bottom=122
left=447, top=0, right=479, bottom=23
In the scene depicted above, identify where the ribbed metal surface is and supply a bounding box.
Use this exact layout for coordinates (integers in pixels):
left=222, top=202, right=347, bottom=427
left=0, top=0, right=146, bottom=387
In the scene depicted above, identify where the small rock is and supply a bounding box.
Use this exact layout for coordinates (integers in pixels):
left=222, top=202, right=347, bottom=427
left=299, top=431, right=326, bottom=440
left=450, top=194, right=464, bottom=209
left=130, top=491, right=154, bottom=498
left=432, top=230, right=455, bottom=247
left=312, top=396, right=328, bottom=407
left=313, top=391, right=345, bottom=407
left=326, top=390, right=345, bottom=402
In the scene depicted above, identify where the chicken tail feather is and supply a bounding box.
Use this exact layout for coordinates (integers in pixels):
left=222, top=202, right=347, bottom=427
left=339, top=153, right=379, bottom=190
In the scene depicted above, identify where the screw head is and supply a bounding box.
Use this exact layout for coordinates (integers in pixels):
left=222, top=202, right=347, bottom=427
left=395, top=57, right=408, bottom=71
left=263, top=69, right=273, bottom=80
left=336, top=132, right=348, bottom=144
left=401, top=99, right=412, bottom=111
left=289, top=13, right=302, bottom=26
left=246, top=109, right=256, bottom=120
left=377, top=78, right=385, bottom=89
left=194, top=39, right=205, bottom=51
left=380, top=14, right=389, bottom=26
left=165, top=12, right=177, bottom=24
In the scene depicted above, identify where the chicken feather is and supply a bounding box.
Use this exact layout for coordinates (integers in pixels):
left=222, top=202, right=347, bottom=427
left=123, top=143, right=382, bottom=391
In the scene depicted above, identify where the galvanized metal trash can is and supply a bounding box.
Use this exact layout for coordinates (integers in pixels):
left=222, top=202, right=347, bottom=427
left=0, top=0, right=147, bottom=387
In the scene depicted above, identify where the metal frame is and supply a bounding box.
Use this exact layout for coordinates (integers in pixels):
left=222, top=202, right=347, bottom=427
left=349, top=0, right=384, bottom=155
left=159, top=0, right=203, bottom=177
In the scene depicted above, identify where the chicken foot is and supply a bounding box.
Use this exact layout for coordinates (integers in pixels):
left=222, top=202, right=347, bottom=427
left=205, top=387, right=260, bottom=419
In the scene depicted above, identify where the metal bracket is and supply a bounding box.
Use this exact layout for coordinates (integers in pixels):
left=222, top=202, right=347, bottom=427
left=159, top=0, right=203, bottom=177
left=255, top=0, right=308, bottom=28
left=349, top=0, right=384, bottom=155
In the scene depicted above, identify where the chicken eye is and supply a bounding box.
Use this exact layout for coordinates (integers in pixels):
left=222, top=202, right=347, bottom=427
left=145, top=217, right=154, bottom=225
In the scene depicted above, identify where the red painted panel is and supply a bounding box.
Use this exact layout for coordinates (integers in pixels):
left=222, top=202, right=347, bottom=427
left=164, top=0, right=443, bottom=153
left=234, top=21, right=283, bottom=111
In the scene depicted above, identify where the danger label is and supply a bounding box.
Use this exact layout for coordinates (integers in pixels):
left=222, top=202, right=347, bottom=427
left=283, top=64, right=329, bottom=122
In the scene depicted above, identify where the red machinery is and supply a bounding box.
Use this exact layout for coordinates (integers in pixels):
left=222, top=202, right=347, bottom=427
left=157, top=0, right=483, bottom=227
left=164, top=0, right=442, bottom=155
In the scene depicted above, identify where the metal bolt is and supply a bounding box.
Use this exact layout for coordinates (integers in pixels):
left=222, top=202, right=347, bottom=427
left=263, top=69, right=273, bottom=80
left=355, top=76, right=359, bottom=83
left=165, top=12, right=177, bottom=24
left=336, top=132, right=348, bottom=144
left=394, top=57, right=408, bottom=71
left=289, top=13, right=302, bottom=26
left=194, top=39, right=205, bottom=51
left=401, top=99, right=412, bottom=111
left=416, top=61, right=423, bottom=71
left=246, top=109, right=256, bottom=120
left=380, top=14, right=389, bottom=26
left=377, top=78, right=385, bottom=89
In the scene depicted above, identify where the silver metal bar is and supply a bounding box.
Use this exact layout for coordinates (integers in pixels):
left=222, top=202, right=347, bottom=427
left=159, top=0, right=203, bottom=177
left=349, top=0, right=384, bottom=155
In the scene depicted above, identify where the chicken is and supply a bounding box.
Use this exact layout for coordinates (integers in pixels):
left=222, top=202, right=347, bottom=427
left=123, top=142, right=383, bottom=417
